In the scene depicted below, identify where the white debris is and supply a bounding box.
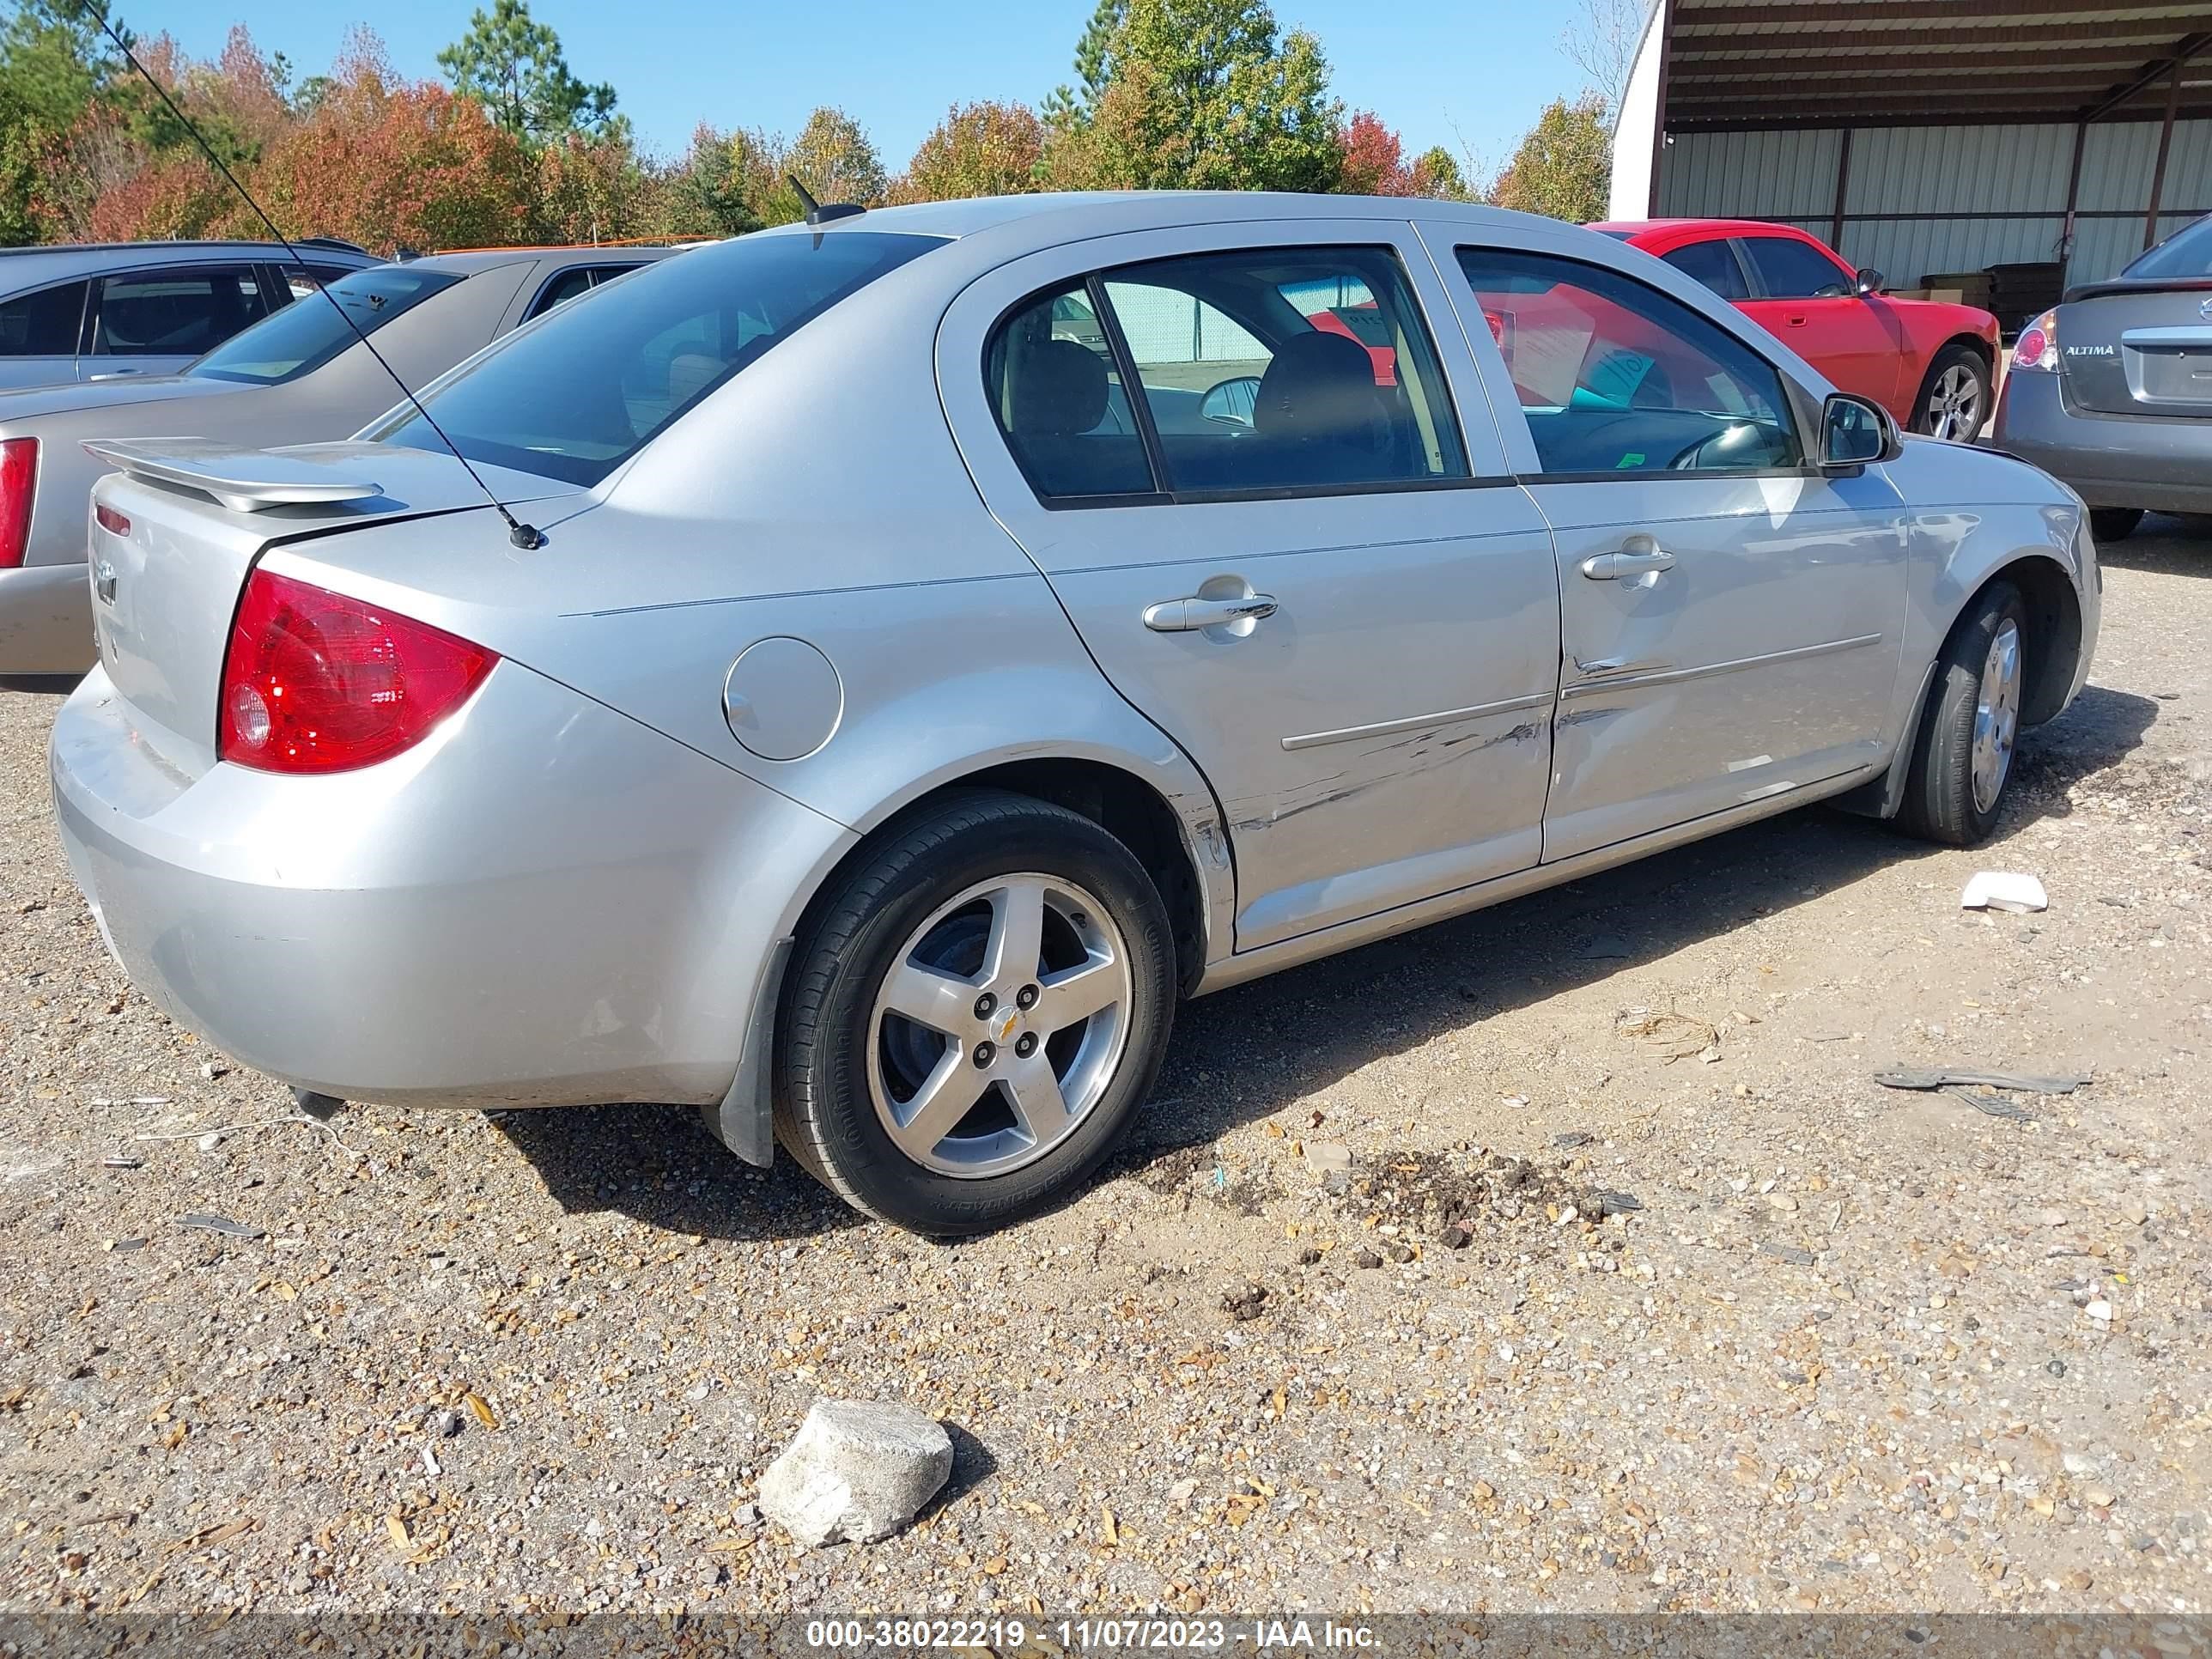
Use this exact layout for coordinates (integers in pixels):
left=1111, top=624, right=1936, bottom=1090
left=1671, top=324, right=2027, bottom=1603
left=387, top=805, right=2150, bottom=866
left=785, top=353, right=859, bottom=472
left=1961, top=872, right=2048, bottom=914
left=758, top=1398, right=952, bottom=1547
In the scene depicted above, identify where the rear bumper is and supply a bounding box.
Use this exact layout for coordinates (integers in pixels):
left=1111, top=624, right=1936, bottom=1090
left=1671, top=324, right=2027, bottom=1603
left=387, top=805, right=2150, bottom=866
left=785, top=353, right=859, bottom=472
left=51, top=660, right=853, bottom=1109
left=1993, top=369, right=2212, bottom=514
left=0, top=562, right=93, bottom=678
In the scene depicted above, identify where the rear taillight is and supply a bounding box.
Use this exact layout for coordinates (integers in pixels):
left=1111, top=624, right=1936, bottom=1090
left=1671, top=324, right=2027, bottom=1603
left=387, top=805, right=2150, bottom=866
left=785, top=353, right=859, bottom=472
left=2012, top=309, right=2058, bottom=373
left=94, top=502, right=130, bottom=538
left=0, top=437, right=36, bottom=568
left=217, top=568, right=495, bottom=774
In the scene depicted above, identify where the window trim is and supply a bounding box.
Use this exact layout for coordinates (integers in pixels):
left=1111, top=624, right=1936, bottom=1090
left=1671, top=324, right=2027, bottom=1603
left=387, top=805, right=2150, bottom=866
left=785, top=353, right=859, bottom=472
left=522, top=261, right=643, bottom=322
left=1449, top=242, right=1821, bottom=486
left=987, top=242, right=1498, bottom=513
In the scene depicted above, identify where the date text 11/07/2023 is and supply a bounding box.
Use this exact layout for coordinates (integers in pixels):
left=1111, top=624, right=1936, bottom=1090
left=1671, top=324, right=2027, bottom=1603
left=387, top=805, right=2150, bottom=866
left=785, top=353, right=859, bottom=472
left=802, top=1618, right=1381, bottom=1650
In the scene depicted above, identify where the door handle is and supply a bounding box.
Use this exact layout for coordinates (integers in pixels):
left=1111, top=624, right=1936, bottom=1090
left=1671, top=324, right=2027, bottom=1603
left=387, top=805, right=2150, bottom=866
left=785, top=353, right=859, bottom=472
left=1786, top=314, right=1808, bottom=327
left=1579, top=547, right=1675, bottom=581
left=1143, top=593, right=1278, bottom=633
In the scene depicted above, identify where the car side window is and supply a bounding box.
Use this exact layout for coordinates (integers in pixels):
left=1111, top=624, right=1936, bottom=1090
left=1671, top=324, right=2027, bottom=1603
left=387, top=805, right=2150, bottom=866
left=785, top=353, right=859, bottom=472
left=985, top=282, right=1158, bottom=501
left=1741, top=236, right=1854, bottom=300
left=1097, top=246, right=1468, bottom=494
left=1455, top=246, right=1803, bottom=477
left=1660, top=239, right=1750, bottom=301
left=0, top=280, right=88, bottom=356
left=530, top=267, right=600, bottom=319
left=92, top=265, right=269, bottom=356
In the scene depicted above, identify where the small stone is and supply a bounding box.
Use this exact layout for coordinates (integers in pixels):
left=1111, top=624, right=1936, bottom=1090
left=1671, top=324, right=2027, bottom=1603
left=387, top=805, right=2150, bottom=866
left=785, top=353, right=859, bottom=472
left=2063, top=1452, right=2096, bottom=1475
left=2064, top=1570, right=2094, bottom=1592
left=1167, top=1478, right=1197, bottom=1509
left=1354, top=1248, right=1383, bottom=1270
left=196, top=1132, right=224, bottom=1153
left=757, top=1398, right=953, bottom=1547
left=1295, top=1246, right=1322, bottom=1267
left=2085, top=1488, right=2117, bottom=1510
left=2047, top=1359, right=2067, bottom=1378
left=2120, top=1200, right=2149, bottom=1226
left=2041, top=1210, right=2069, bottom=1228
left=432, top=1407, right=465, bottom=1439
left=730, top=1501, right=761, bottom=1527
left=199, top=1060, right=228, bottom=1081
left=1222, top=1284, right=1268, bottom=1322
left=1768, top=1194, right=1799, bottom=1213
left=1468, top=1480, right=1495, bottom=1504
left=1304, top=1142, right=1353, bottom=1177
left=2085, top=1300, right=2112, bottom=1322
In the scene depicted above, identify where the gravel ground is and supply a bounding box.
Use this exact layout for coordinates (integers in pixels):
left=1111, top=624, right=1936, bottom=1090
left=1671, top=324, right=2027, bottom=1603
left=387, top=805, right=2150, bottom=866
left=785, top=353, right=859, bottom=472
left=2, top=519, right=2209, bottom=1622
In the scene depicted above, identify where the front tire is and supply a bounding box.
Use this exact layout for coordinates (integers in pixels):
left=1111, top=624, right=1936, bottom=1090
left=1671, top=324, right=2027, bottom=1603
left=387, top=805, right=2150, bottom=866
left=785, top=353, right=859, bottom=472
left=2090, top=507, right=2142, bottom=544
left=775, top=790, right=1176, bottom=1235
left=1912, top=344, right=1992, bottom=442
left=1898, top=580, right=2029, bottom=847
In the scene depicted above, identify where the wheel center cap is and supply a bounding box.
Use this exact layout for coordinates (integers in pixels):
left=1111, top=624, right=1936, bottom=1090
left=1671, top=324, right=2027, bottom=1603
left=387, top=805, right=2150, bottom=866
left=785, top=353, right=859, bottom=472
left=990, top=1006, right=1022, bottom=1044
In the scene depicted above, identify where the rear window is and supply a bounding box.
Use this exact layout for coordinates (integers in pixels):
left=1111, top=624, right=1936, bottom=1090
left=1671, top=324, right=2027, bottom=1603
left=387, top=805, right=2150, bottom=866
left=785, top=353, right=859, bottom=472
left=189, top=266, right=461, bottom=386
left=2124, top=216, right=2212, bottom=281
left=372, top=232, right=942, bottom=487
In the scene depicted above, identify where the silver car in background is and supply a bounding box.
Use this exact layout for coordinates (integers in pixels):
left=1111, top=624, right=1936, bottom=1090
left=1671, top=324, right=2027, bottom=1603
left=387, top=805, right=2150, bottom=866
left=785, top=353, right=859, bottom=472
left=51, top=193, right=2099, bottom=1236
left=0, top=244, right=682, bottom=678
left=0, top=237, right=379, bottom=391
left=1994, top=213, right=2212, bottom=542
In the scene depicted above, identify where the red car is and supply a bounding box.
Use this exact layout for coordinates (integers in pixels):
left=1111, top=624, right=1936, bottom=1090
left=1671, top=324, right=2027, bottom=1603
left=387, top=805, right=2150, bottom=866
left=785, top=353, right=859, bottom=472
left=1590, top=219, right=2002, bottom=442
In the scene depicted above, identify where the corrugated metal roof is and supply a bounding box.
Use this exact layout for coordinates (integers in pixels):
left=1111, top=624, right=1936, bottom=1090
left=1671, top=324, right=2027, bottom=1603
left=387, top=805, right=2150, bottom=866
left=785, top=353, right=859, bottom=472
left=1664, top=0, right=2212, bottom=130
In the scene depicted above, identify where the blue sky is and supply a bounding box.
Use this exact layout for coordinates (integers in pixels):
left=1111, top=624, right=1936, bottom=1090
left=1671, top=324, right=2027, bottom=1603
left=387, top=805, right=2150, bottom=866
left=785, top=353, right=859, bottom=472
left=142, top=0, right=1589, bottom=179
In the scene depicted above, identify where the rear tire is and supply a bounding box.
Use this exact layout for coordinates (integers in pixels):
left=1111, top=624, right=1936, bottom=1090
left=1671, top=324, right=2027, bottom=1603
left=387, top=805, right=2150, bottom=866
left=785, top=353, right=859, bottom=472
left=1898, top=580, right=2029, bottom=847
left=775, top=790, right=1176, bottom=1236
left=1912, top=344, right=1992, bottom=442
left=2089, top=507, right=2142, bottom=544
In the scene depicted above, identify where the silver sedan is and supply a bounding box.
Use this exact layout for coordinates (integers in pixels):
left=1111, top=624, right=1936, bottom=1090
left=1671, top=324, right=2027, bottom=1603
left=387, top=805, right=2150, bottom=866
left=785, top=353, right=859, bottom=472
left=0, top=245, right=683, bottom=678
left=51, top=193, right=2100, bottom=1234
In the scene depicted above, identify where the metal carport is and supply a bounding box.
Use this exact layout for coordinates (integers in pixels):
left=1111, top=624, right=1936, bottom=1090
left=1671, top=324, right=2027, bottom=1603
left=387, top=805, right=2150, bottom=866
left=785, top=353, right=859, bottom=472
left=1608, top=1, right=2212, bottom=314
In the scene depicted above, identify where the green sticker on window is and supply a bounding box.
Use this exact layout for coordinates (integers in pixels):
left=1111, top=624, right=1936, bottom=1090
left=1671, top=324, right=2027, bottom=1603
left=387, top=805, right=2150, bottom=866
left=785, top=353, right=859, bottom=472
left=1617, top=453, right=1645, bottom=468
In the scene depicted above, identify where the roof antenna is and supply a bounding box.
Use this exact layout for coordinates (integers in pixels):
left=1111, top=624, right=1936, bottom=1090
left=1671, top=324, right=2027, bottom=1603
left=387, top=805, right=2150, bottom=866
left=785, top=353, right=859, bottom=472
left=787, top=173, right=866, bottom=228
left=81, top=3, right=546, bottom=550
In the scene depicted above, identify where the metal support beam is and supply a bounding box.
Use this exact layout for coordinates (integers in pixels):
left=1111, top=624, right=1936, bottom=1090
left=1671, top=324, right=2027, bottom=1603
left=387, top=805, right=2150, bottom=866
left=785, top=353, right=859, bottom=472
left=1646, top=0, right=1674, bottom=218
left=2059, top=118, right=2088, bottom=280
left=2146, top=57, right=2185, bottom=249
left=2086, top=30, right=2210, bottom=125
left=1829, top=127, right=1853, bottom=252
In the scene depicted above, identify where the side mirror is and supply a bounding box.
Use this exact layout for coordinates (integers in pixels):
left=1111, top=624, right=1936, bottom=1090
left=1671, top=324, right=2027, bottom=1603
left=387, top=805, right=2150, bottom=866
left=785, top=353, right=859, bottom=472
left=1820, top=392, right=1900, bottom=469
left=1854, top=266, right=1885, bottom=298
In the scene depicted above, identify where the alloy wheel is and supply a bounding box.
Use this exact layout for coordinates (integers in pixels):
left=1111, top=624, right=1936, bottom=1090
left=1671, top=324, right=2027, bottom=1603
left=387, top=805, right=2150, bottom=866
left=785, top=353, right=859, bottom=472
left=1970, top=619, right=2023, bottom=814
left=866, top=873, right=1130, bottom=1178
left=1926, top=364, right=1983, bottom=441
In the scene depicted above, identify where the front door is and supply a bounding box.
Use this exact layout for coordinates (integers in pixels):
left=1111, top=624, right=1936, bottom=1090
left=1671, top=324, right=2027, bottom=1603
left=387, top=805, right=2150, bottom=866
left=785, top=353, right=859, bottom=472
left=939, top=223, right=1562, bottom=952
left=1735, top=234, right=1907, bottom=413
left=1437, top=234, right=1910, bottom=861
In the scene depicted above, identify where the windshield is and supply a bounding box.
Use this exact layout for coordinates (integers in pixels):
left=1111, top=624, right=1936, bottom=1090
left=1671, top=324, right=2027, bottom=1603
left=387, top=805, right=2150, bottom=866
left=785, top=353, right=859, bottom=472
left=371, top=231, right=944, bottom=487
left=2123, top=215, right=2212, bottom=281
left=187, top=266, right=461, bottom=386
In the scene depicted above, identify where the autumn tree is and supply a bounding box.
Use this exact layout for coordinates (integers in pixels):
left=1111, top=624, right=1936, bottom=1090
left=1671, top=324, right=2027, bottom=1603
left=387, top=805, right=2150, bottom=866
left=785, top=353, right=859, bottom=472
left=894, top=100, right=1043, bottom=203
left=1489, top=92, right=1611, bottom=223
left=1337, top=109, right=1409, bottom=196
left=787, top=106, right=885, bottom=206
left=437, top=0, right=616, bottom=146
left=1043, top=0, right=1342, bottom=193
left=1408, top=143, right=1469, bottom=200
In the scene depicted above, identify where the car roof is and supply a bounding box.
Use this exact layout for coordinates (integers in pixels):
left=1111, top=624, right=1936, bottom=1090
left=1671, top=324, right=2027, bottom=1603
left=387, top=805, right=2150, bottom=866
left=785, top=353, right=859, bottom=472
left=1592, top=217, right=1822, bottom=245
left=757, top=191, right=1556, bottom=246
left=400, top=244, right=694, bottom=277
left=0, top=240, right=380, bottom=289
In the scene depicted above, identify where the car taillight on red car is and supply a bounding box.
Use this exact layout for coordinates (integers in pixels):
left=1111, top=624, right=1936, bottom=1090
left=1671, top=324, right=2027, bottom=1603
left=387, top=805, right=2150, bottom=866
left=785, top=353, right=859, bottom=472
left=0, top=437, right=37, bottom=568
left=2011, top=309, right=2058, bottom=373
left=217, top=568, right=496, bottom=774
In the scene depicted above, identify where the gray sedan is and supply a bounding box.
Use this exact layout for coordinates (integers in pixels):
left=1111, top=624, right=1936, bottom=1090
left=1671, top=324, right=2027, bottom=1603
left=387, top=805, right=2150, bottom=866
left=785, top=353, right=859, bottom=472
left=0, top=244, right=682, bottom=677
left=1993, top=213, right=2212, bottom=542
left=51, top=193, right=2099, bottom=1235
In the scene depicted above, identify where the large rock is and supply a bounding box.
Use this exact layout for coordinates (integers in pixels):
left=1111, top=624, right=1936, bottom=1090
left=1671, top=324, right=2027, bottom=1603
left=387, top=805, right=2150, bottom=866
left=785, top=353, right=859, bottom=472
left=757, top=1398, right=953, bottom=1547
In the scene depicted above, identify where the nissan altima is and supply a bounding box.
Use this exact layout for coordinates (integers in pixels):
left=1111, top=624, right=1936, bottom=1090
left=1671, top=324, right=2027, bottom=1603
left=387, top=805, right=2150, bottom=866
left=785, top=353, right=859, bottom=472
left=51, top=193, right=2100, bottom=1234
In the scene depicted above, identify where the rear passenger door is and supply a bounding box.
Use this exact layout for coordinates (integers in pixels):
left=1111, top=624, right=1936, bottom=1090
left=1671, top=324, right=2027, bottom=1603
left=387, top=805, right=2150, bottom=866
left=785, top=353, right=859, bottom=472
left=1435, top=234, right=1909, bottom=861
left=941, top=222, right=1563, bottom=954
left=86, top=264, right=269, bottom=380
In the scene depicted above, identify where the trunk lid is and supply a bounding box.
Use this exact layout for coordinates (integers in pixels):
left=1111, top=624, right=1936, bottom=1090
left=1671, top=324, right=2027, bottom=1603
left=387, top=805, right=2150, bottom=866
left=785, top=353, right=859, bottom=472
left=2058, top=283, right=2212, bottom=417
left=87, top=440, right=580, bottom=769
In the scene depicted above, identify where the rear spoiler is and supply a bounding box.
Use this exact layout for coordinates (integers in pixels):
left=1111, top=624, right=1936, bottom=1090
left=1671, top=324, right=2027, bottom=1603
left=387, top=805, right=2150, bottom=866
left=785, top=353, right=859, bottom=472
left=82, top=438, right=383, bottom=514
left=2062, top=276, right=2212, bottom=306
